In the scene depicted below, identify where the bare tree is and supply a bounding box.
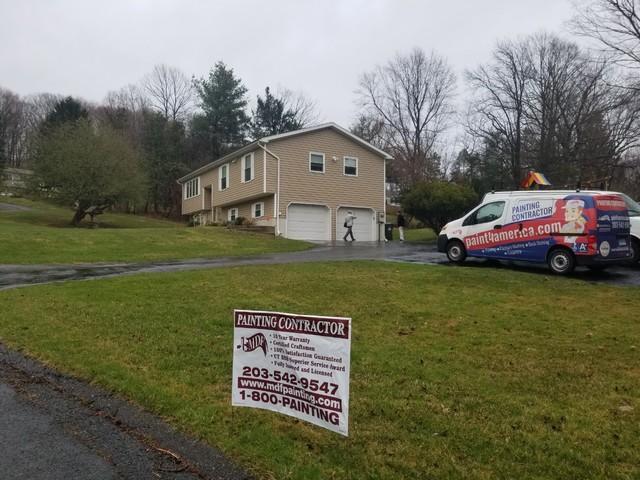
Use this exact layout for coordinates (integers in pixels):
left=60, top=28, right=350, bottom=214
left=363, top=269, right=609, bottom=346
left=572, top=0, right=640, bottom=69
left=278, top=88, right=320, bottom=127
left=349, top=113, right=386, bottom=147
left=466, top=39, right=532, bottom=187
left=466, top=32, right=640, bottom=190
left=142, top=64, right=193, bottom=122
left=358, top=48, right=456, bottom=188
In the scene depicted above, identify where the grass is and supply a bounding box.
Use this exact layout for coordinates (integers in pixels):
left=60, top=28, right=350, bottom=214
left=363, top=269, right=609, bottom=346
left=0, top=197, right=310, bottom=264
left=0, top=262, right=638, bottom=479
left=392, top=227, right=436, bottom=243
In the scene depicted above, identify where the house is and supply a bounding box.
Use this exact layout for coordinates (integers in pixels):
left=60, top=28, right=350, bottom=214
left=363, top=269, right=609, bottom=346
left=178, top=123, right=392, bottom=241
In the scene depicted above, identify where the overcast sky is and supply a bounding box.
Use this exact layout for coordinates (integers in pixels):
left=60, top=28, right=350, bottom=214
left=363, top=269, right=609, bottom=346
left=1, top=0, right=578, bottom=127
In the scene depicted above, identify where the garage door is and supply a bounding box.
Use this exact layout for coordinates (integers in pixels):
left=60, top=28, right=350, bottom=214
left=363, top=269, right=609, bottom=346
left=286, top=204, right=330, bottom=241
left=337, top=207, right=376, bottom=241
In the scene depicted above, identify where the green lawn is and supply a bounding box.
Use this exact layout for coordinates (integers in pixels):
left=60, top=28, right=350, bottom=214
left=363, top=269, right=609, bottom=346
left=392, top=227, right=436, bottom=243
left=0, top=197, right=310, bottom=264
left=0, top=262, right=638, bottom=479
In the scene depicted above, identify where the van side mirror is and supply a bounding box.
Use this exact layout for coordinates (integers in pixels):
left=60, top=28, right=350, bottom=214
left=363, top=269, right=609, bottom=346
left=493, top=224, right=503, bottom=230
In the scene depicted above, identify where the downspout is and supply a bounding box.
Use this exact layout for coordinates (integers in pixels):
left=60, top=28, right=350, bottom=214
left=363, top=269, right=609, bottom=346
left=257, top=142, right=281, bottom=236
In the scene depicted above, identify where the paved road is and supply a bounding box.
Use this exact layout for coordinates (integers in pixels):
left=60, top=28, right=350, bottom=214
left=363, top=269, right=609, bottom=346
left=0, top=344, right=249, bottom=480
left=1, top=241, right=639, bottom=289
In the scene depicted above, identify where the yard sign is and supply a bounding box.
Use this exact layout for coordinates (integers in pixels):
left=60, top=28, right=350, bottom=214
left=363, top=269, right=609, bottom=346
left=232, top=309, right=351, bottom=436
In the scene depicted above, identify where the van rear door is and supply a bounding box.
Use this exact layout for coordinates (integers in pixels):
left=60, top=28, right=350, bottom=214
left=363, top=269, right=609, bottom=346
left=594, top=195, right=631, bottom=260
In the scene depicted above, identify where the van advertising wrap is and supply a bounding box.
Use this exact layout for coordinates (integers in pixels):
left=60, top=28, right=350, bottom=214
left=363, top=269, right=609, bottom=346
left=463, top=195, right=630, bottom=262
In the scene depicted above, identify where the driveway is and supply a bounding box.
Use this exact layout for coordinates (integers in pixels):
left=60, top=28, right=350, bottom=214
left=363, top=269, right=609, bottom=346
left=0, top=344, right=249, bottom=480
left=0, top=242, right=442, bottom=289
left=0, top=202, right=32, bottom=212
left=1, top=241, right=639, bottom=289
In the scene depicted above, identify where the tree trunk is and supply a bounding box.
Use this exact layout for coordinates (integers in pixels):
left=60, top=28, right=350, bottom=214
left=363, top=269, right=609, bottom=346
left=71, top=208, right=87, bottom=226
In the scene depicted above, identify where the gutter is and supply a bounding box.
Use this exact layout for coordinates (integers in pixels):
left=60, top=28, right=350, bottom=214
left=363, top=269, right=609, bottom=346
left=257, top=142, right=281, bottom=236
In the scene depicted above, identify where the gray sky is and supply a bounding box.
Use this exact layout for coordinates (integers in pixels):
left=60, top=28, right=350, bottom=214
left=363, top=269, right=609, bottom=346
left=1, top=0, right=576, bottom=127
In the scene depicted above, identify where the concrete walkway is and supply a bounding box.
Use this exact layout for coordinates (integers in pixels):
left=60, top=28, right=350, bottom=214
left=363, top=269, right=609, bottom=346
left=0, top=242, right=445, bottom=290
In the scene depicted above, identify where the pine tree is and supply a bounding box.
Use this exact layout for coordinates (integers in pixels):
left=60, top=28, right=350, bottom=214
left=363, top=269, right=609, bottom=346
left=250, top=87, right=303, bottom=139
left=192, top=62, right=249, bottom=161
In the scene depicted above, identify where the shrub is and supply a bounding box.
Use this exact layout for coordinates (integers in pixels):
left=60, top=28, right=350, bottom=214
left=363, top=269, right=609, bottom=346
left=402, top=181, right=477, bottom=232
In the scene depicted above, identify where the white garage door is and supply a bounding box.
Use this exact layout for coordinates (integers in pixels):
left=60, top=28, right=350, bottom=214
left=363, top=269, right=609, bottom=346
left=286, top=204, right=330, bottom=241
left=337, top=207, right=376, bottom=241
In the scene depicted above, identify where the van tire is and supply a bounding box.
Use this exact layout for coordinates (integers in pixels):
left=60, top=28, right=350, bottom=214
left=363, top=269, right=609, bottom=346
left=630, top=237, right=640, bottom=264
left=446, top=240, right=467, bottom=263
left=547, top=248, right=575, bottom=275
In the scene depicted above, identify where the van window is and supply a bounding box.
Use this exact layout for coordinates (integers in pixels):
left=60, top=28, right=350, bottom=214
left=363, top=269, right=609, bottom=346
left=621, top=193, right=640, bottom=217
left=463, top=201, right=506, bottom=226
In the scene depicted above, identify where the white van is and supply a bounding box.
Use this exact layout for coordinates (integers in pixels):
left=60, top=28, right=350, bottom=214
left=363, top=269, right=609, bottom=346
left=437, top=190, right=635, bottom=274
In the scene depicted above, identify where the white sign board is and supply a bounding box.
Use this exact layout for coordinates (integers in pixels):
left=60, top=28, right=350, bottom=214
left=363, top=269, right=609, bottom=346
left=232, top=309, right=351, bottom=436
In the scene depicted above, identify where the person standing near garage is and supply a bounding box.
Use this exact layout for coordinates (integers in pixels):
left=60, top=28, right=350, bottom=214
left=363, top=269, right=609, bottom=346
left=397, top=211, right=406, bottom=242
left=343, top=211, right=356, bottom=242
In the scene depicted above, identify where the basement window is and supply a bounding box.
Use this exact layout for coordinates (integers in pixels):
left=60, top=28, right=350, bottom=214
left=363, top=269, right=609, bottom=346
left=253, top=202, right=264, bottom=218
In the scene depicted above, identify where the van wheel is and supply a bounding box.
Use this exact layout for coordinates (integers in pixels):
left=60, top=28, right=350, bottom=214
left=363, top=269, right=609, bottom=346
left=446, top=240, right=467, bottom=263
left=630, top=238, right=640, bottom=264
left=547, top=248, right=575, bottom=275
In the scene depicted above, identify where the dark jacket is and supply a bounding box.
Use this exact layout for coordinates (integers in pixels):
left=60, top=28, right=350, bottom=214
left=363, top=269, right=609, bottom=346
left=397, top=214, right=406, bottom=227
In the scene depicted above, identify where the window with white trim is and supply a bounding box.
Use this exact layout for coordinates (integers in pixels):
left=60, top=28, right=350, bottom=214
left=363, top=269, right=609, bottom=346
left=344, top=156, right=358, bottom=176
left=219, top=164, right=228, bottom=191
left=309, top=152, right=325, bottom=173
left=228, top=207, right=238, bottom=222
left=252, top=202, right=264, bottom=218
left=242, top=153, right=254, bottom=182
left=184, top=177, right=200, bottom=199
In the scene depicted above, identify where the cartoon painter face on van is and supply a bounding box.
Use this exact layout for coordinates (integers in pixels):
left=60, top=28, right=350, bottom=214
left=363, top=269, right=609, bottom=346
left=561, top=199, right=586, bottom=231
left=559, top=198, right=587, bottom=245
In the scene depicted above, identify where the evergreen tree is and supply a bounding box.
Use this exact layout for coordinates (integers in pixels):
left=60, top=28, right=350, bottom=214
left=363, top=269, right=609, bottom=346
left=192, top=62, right=249, bottom=163
left=250, top=87, right=303, bottom=139
left=141, top=111, right=189, bottom=215
left=43, top=96, right=88, bottom=130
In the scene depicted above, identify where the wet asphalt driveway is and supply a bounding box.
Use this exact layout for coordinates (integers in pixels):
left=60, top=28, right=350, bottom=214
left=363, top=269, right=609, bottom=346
left=1, top=241, right=639, bottom=289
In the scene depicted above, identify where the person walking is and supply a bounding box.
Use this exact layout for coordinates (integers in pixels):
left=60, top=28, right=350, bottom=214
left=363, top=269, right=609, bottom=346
left=343, top=211, right=356, bottom=242
left=397, top=211, right=406, bottom=242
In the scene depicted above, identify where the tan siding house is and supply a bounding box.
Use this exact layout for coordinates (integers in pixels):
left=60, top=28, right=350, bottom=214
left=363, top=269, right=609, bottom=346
left=178, top=123, right=391, bottom=241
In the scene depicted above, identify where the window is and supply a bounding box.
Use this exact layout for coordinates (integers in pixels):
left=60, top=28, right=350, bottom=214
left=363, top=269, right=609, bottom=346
left=242, top=153, right=254, bottom=182
left=219, top=164, right=228, bottom=191
left=621, top=193, right=640, bottom=217
left=253, top=202, right=264, bottom=218
left=463, top=201, right=506, bottom=226
left=184, top=177, right=200, bottom=199
left=344, top=156, right=358, bottom=176
left=228, top=207, right=238, bottom=222
left=309, top=152, right=325, bottom=173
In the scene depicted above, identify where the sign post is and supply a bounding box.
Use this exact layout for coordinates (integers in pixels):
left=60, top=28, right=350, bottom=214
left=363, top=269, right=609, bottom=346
left=232, top=309, right=351, bottom=436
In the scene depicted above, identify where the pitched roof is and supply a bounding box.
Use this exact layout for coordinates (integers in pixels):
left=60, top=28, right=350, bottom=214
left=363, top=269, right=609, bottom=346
left=178, top=122, right=391, bottom=183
